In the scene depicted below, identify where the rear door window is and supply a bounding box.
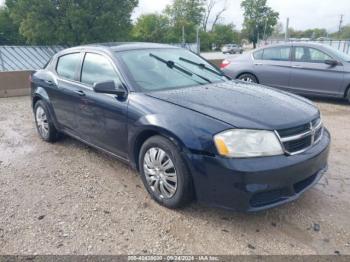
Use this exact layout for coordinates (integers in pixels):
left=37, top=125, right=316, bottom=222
left=56, top=53, right=81, bottom=80
left=262, top=47, right=291, bottom=61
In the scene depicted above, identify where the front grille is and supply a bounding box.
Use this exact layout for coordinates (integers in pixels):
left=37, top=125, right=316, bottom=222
left=278, top=123, right=310, bottom=137
left=276, top=118, right=323, bottom=155
left=284, top=135, right=312, bottom=153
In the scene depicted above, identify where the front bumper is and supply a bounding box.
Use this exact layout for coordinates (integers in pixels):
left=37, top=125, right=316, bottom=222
left=186, top=129, right=331, bottom=212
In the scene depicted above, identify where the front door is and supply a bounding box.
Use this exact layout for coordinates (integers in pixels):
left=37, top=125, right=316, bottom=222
left=289, top=46, right=344, bottom=96
left=75, top=52, right=129, bottom=158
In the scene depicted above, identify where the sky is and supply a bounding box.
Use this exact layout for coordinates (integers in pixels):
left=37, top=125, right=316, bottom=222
left=133, top=0, right=350, bottom=33
left=1, top=0, right=349, bottom=33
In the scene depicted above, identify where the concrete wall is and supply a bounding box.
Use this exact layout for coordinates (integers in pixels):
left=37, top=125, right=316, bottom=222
left=0, top=71, right=33, bottom=98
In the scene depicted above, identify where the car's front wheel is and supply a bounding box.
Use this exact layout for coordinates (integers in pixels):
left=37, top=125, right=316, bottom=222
left=139, top=136, right=193, bottom=209
left=238, top=73, right=258, bottom=83
left=34, top=100, right=60, bottom=143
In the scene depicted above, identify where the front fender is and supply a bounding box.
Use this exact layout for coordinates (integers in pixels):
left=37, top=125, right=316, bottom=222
left=127, top=113, right=231, bottom=169
left=128, top=114, right=202, bottom=168
left=126, top=93, right=233, bottom=168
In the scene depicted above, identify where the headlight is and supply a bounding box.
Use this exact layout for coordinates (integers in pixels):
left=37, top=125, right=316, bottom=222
left=214, top=129, right=284, bottom=158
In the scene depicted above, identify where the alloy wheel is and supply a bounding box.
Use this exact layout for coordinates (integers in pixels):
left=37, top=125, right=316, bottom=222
left=241, top=76, right=254, bottom=82
left=36, top=106, right=49, bottom=138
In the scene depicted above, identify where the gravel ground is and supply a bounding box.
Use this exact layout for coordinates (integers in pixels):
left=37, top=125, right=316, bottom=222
left=0, top=96, right=350, bottom=255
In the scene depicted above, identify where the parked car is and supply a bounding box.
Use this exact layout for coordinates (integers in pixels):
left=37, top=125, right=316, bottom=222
left=221, top=44, right=243, bottom=54
left=31, top=43, right=330, bottom=212
left=221, top=43, right=350, bottom=103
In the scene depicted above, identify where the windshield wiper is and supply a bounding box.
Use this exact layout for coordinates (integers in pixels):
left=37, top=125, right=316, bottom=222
left=149, top=53, right=212, bottom=84
left=179, top=57, right=231, bottom=80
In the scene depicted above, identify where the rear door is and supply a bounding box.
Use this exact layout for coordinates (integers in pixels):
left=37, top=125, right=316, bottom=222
left=289, top=46, right=344, bottom=96
left=49, top=52, right=84, bottom=133
left=254, top=46, right=292, bottom=89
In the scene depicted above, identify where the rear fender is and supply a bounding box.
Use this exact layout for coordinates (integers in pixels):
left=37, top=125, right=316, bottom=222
left=32, top=86, right=60, bottom=130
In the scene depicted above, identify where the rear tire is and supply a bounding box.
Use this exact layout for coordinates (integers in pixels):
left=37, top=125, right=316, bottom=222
left=34, top=100, right=60, bottom=143
left=238, top=73, right=258, bottom=83
left=347, top=88, right=350, bottom=104
left=138, top=136, right=193, bottom=209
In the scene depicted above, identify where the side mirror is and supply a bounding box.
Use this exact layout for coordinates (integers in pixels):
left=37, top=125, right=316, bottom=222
left=93, top=80, right=127, bottom=98
left=324, top=59, right=339, bottom=66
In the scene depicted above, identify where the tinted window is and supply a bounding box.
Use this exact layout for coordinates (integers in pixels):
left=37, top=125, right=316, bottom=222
left=56, top=53, right=81, bottom=80
left=295, top=47, right=332, bottom=63
left=263, top=47, right=291, bottom=61
left=81, top=53, right=121, bottom=86
left=253, top=50, right=264, bottom=60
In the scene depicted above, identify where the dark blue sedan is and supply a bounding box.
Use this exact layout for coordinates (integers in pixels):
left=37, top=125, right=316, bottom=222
left=30, top=43, right=330, bottom=212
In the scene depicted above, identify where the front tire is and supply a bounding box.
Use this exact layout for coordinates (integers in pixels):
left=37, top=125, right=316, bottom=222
left=139, top=136, right=193, bottom=209
left=238, top=73, right=258, bottom=83
left=34, top=100, right=60, bottom=143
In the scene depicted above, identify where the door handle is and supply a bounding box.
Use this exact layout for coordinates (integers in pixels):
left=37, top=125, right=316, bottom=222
left=292, top=65, right=303, bottom=68
left=74, top=90, right=86, bottom=96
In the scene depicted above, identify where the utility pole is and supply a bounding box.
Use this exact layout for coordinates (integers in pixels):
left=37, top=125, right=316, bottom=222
left=196, top=26, right=200, bottom=54
left=263, top=18, right=267, bottom=41
left=285, top=17, right=289, bottom=41
left=338, top=14, right=344, bottom=36
left=182, top=26, right=185, bottom=45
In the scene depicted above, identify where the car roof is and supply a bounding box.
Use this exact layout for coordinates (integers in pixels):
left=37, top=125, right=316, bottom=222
left=60, top=42, right=179, bottom=54
left=257, top=42, right=330, bottom=50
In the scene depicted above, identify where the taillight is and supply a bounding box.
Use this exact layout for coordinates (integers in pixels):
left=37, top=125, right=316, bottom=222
left=220, top=59, right=231, bottom=69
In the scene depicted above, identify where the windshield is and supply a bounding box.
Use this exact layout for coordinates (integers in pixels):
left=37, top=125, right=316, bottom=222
left=325, top=46, right=350, bottom=62
left=116, top=48, right=227, bottom=92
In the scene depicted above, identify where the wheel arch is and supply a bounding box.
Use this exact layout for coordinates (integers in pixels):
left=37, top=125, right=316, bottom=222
left=32, top=87, right=60, bottom=130
left=131, top=127, right=197, bottom=201
left=344, top=83, right=350, bottom=99
left=32, top=86, right=50, bottom=109
left=131, top=127, right=188, bottom=172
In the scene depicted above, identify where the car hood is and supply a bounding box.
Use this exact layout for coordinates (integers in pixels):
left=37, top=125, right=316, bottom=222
left=145, top=81, right=320, bottom=130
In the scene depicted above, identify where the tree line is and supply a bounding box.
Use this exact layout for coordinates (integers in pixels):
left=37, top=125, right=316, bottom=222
left=0, top=0, right=348, bottom=50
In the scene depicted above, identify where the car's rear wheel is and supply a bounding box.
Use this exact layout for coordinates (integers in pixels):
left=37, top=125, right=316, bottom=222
left=347, top=88, right=350, bottom=103
left=238, top=73, right=258, bottom=83
left=34, top=100, right=60, bottom=143
left=139, top=136, right=193, bottom=209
